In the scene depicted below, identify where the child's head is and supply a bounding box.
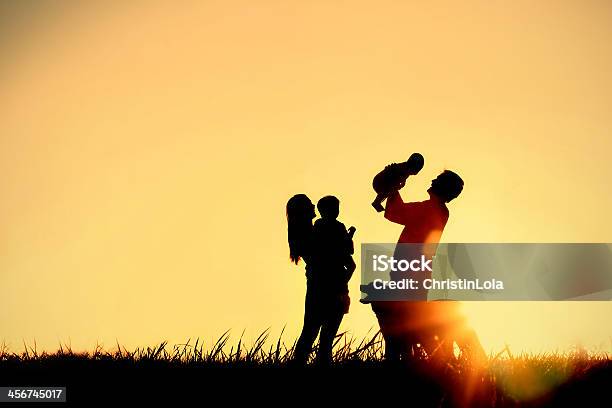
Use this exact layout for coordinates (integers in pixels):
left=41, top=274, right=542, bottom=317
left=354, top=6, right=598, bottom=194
left=317, top=195, right=340, bottom=219
left=428, top=170, right=464, bottom=202
left=403, top=152, right=425, bottom=175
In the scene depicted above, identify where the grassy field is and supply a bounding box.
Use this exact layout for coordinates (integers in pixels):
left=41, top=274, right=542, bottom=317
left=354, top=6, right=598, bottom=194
left=1, top=331, right=610, bottom=407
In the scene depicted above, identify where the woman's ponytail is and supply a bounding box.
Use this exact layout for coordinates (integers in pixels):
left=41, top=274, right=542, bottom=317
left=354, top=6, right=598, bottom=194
left=286, top=194, right=314, bottom=264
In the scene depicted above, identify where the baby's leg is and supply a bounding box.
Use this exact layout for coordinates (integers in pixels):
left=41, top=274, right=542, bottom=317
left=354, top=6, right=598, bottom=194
left=372, top=193, right=386, bottom=212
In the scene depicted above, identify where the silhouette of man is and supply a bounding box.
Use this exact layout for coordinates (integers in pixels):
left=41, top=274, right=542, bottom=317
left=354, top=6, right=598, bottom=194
left=371, top=170, right=464, bottom=361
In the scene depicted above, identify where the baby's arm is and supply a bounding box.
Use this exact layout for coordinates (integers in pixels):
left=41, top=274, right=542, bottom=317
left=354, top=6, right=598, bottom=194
left=345, top=225, right=355, bottom=255
left=344, top=226, right=356, bottom=279
left=344, top=255, right=356, bottom=282
left=388, top=163, right=410, bottom=191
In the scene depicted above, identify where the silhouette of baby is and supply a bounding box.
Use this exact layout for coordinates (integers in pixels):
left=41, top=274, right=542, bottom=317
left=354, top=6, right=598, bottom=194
left=371, top=153, right=424, bottom=212
left=312, top=196, right=356, bottom=313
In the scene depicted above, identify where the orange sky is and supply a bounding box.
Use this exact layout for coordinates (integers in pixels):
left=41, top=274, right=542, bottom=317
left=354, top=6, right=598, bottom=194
left=1, top=1, right=611, bottom=354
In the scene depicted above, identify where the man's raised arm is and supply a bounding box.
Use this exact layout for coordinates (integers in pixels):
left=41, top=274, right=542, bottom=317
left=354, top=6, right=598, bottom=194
left=384, top=190, right=412, bottom=225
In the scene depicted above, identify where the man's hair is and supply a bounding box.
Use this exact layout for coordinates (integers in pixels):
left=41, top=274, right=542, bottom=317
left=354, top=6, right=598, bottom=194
left=430, top=170, right=464, bottom=202
left=317, top=195, right=340, bottom=218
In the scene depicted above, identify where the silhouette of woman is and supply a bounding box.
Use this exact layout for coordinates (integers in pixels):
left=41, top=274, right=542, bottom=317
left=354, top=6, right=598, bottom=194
left=286, top=194, right=350, bottom=366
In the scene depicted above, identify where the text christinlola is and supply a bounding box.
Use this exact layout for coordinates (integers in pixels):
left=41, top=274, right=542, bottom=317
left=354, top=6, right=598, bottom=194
left=372, top=278, right=505, bottom=291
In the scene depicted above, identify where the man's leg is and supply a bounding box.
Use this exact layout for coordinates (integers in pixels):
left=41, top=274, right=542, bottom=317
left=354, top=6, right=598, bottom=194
left=372, top=302, right=403, bottom=361
left=455, top=325, right=487, bottom=363
left=416, top=302, right=450, bottom=361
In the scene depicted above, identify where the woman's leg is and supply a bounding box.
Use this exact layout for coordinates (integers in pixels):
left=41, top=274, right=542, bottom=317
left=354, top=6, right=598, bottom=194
left=318, top=308, right=344, bottom=366
left=293, top=285, right=322, bottom=365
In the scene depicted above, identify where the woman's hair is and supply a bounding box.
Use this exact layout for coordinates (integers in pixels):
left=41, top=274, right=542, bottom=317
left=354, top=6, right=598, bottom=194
left=286, top=194, right=315, bottom=264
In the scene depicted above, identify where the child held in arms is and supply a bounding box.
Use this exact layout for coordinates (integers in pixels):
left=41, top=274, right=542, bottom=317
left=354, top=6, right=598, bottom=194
left=312, top=196, right=356, bottom=313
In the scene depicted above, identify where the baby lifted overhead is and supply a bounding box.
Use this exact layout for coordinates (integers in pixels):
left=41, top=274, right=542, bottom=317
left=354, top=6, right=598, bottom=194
left=371, top=153, right=424, bottom=212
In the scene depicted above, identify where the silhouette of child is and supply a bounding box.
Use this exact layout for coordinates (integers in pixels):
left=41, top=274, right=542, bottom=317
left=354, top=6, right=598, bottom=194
left=312, top=195, right=356, bottom=313
left=371, top=153, right=424, bottom=212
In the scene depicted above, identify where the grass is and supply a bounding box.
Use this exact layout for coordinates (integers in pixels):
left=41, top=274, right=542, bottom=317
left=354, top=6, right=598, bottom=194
left=1, top=330, right=610, bottom=407
left=0, top=329, right=387, bottom=366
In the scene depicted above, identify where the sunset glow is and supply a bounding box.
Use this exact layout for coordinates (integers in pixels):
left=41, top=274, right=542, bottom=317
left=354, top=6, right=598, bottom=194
left=1, top=1, right=611, bottom=354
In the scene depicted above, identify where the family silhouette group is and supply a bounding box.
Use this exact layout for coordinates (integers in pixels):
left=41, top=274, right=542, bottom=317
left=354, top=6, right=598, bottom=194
left=286, top=153, right=485, bottom=365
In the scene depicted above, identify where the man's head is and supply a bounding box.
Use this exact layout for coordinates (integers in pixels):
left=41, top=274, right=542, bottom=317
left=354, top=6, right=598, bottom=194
left=317, top=195, right=340, bottom=219
left=428, top=170, right=464, bottom=202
